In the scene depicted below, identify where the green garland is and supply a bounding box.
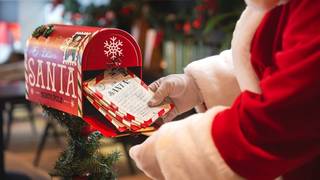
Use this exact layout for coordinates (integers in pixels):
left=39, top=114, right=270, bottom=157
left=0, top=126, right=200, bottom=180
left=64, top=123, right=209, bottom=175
left=32, top=24, right=54, bottom=38
left=43, top=106, right=120, bottom=180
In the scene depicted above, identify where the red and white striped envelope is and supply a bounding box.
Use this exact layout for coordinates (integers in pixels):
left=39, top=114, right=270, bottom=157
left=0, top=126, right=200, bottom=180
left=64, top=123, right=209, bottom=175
left=83, top=69, right=174, bottom=133
left=83, top=84, right=146, bottom=130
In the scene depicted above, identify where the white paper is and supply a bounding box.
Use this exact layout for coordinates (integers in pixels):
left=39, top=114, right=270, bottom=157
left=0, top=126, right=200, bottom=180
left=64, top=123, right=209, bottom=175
left=90, top=71, right=166, bottom=122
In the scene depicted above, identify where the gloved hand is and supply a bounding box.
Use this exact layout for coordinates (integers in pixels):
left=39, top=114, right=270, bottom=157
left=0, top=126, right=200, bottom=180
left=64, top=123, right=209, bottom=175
left=148, top=74, right=203, bottom=122
left=129, top=106, right=241, bottom=180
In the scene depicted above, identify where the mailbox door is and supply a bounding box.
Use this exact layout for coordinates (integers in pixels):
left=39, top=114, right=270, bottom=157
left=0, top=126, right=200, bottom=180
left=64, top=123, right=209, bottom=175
left=82, top=28, right=142, bottom=71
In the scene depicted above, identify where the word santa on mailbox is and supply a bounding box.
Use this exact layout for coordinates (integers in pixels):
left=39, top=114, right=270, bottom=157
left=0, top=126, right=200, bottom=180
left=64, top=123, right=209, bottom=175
left=24, top=24, right=142, bottom=137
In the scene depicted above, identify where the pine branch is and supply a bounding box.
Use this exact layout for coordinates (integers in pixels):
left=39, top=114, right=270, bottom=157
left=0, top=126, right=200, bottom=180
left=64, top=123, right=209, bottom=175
left=43, top=106, right=119, bottom=179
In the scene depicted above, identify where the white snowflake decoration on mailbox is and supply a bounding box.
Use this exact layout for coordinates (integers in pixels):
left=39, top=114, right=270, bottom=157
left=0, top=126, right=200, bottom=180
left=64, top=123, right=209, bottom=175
left=104, top=36, right=123, bottom=65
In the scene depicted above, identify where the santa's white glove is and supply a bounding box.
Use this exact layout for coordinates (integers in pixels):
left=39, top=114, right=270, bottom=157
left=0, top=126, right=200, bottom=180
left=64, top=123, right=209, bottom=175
left=129, top=106, right=243, bottom=180
left=148, top=74, right=203, bottom=122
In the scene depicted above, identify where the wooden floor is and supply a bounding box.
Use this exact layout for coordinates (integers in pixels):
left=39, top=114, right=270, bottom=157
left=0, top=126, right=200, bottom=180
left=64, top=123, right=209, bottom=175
left=4, top=105, right=150, bottom=180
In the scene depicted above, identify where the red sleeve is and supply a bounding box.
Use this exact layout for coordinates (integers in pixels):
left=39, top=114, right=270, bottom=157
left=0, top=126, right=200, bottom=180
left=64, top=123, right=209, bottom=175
left=212, top=0, right=320, bottom=179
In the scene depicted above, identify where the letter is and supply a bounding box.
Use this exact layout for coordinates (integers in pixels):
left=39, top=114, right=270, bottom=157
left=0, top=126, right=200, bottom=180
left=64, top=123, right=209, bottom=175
left=118, top=82, right=125, bottom=88
left=65, top=66, right=77, bottom=98
left=46, top=62, right=56, bottom=92
left=114, top=83, right=123, bottom=90
left=122, top=79, right=130, bottom=84
left=57, top=64, right=66, bottom=95
left=24, top=57, right=28, bottom=84
left=35, top=59, right=46, bottom=89
left=111, top=88, right=119, bottom=93
left=28, top=58, right=36, bottom=86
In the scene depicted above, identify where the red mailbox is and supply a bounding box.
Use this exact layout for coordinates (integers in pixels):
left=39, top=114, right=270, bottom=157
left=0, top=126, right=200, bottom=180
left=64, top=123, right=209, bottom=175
left=25, top=24, right=142, bottom=137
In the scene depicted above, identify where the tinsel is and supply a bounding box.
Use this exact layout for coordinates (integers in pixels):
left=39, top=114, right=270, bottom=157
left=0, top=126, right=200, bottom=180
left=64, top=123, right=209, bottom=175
left=43, top=106, right=120, bottom=180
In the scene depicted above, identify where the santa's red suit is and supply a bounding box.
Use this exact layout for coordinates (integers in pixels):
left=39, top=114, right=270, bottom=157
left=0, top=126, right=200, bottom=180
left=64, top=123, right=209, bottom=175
left=129, top=0, right=320, bottom=179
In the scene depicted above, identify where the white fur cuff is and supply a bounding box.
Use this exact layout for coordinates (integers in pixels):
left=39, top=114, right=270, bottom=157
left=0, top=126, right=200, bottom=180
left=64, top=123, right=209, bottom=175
left=184, top=50, right=240, bottom=109
left=153, top=106, right=244, bottom=180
